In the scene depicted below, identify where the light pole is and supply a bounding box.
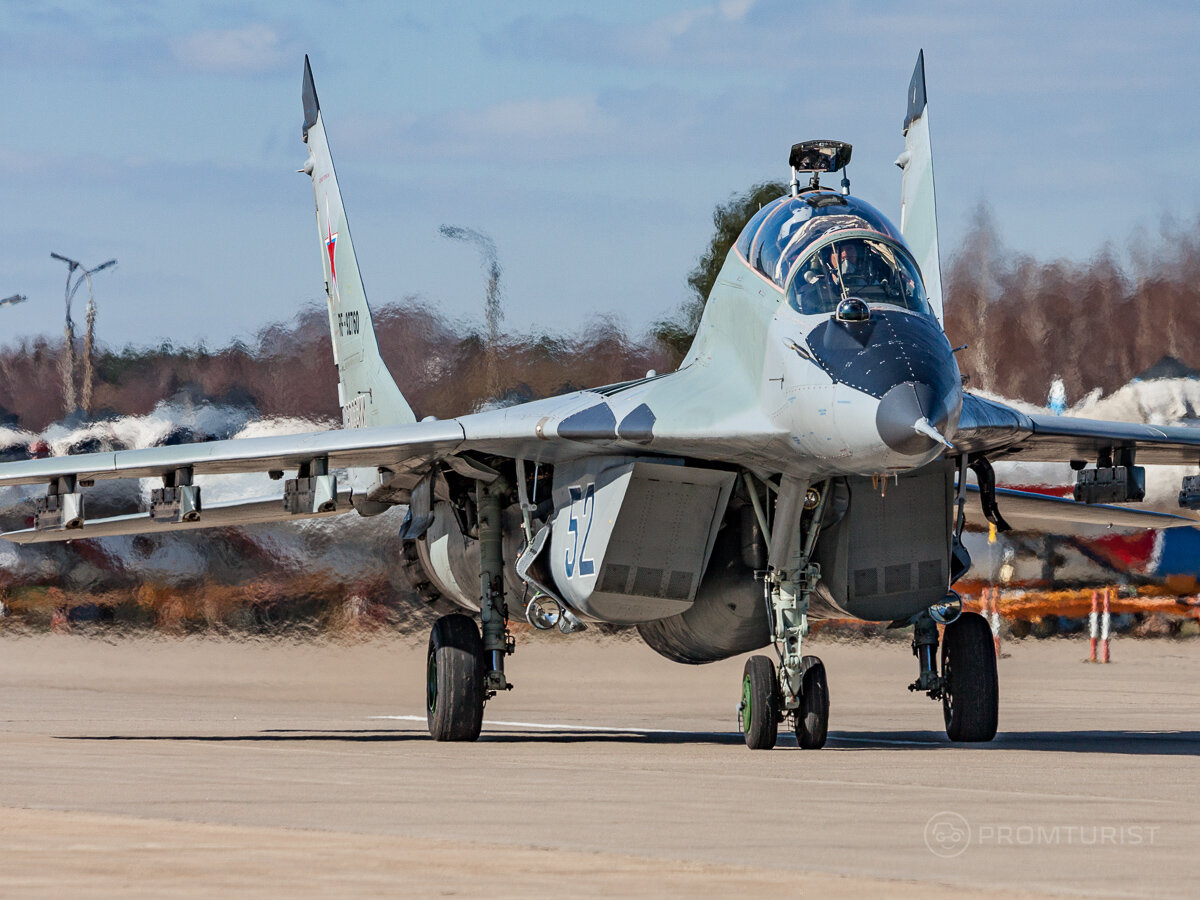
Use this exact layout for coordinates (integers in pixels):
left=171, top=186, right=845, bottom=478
left=50, top=253, right=116, bottom=416
left=439, top=225, right=503, bottom=400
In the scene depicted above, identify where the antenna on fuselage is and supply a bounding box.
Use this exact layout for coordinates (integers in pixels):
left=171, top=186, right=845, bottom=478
left=788, top=139, right=853, bottom=195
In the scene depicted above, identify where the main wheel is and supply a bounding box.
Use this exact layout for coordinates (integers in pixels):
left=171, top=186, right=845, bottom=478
left=427, top=614, right=485, bottom=742
left=740, top=655, right=779, bottom=750
left=795, top=655, right=829, bottom=749
left=941, top=612, right=999, bottom=742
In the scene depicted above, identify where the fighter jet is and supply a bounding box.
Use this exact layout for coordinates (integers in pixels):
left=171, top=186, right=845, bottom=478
left=3, top=52, right=1199, bottom=749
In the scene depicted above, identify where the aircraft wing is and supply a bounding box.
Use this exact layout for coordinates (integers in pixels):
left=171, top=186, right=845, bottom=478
left=3, top=490, right=352, bottom=545
left=0, top=418, right=464, bottom=543
left=0, top=419, right=465, bottom=487
left=954, top=392, right=1200, bottom=466
left=0, top=381, right=794, bottom=544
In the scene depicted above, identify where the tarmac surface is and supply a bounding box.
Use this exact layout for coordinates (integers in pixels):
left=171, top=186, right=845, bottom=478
left=0, top=629, right=1197, bottom=897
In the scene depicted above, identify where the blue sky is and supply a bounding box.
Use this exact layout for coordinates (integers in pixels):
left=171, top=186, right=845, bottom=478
left=3, top=0, right=1199, bottom=348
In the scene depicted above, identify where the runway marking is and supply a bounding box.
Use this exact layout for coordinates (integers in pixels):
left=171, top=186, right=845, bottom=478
left=369, top=715, right=731, bottom=735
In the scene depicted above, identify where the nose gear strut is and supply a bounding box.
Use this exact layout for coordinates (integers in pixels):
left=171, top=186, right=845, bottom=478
left=740, top=477, right=832, bottom=750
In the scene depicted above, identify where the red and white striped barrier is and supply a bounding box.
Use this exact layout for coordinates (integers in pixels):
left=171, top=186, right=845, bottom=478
left=1088, top=588, right=1112, bottom=663
left=1101, top=587, right=1112, bottom=663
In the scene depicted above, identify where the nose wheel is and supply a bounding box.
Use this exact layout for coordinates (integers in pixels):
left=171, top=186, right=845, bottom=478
left=795, top=656, right=829, bottom=749
left=739, top=656, right=779, bottom=750
left=738, top=653, right=830, bottom=750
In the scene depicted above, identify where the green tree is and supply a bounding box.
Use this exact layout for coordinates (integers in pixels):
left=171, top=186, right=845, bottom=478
left=655, top=179, right=787, bottom=362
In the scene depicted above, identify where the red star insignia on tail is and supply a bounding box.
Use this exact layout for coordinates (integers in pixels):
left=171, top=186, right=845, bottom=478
left=325, top=215, right=338, bottom=283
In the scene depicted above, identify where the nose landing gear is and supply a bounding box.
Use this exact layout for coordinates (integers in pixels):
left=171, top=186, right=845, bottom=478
left=737, top=478, right=832, bottom=750
left=738, top=653, right=830, bottom=750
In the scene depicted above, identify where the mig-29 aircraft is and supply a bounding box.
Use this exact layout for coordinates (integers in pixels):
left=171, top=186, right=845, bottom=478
left=4, top=52, right=1200, bottom=750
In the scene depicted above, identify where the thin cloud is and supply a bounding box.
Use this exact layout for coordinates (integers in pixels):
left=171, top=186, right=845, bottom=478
left=171, top=24, right=297, bottom=74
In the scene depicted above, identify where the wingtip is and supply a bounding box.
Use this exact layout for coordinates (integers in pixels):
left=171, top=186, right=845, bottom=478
left=302, top=54, right=319, bottom=138
left=902, top=49, right=927, bottom=135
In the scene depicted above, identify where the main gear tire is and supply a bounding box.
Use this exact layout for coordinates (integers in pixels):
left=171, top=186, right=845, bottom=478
left=740, top=655, right=779, bottom=750
left=941, top=612, right=999, bottom=742
left=427, top=614, right=485, bottom=742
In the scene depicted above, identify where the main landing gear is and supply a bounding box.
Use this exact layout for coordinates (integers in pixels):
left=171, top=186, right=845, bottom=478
left=427, top=614, right=484, bottom=741
left=738, top=480, right=831, bottom=750
left=908, top=602, right=998, bottom=742
left=426, top=478, right=514, bottom=742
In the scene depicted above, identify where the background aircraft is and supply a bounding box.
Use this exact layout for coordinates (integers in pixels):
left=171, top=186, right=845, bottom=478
left=2, top=53, right=1198, bottom=750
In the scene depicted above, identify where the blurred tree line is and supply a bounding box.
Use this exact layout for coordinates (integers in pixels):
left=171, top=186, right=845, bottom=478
left=2, top=187, right=1199, bottom=431
left=0, top=303, right=669, bottom=431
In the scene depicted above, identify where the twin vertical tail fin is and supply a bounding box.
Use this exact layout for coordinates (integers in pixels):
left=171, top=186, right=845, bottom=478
left=301, top=56, right=416, bottom=428
left=896, top=49, right=944, bottom=324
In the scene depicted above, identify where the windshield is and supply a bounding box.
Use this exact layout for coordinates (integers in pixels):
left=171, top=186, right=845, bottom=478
left=733, top=192, right=904, bottom=290
left=786, top=236, right=931, bottom=316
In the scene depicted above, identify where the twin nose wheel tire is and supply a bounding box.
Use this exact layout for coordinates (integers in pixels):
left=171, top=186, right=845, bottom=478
left=740, top=654, right=829, bottom=750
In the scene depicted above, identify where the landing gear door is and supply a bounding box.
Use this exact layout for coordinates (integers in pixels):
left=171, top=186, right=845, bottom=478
left=549, top=458, right=736, bottom=625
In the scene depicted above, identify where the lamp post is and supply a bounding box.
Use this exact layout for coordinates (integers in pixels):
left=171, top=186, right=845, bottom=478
left=439, top=225, right=503, bottom=401
left=50, top=253, right=116, bottom=415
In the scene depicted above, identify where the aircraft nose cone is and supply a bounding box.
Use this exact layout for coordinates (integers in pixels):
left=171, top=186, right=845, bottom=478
left=804, top=308, right=962, bottom=458
left=876, top=381, right=955, bottom=455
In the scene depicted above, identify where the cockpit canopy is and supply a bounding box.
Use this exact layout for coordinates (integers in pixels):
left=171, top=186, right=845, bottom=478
left=788, top=234, right=930, bottom=316
left=733, top=192, right=931, bottom=317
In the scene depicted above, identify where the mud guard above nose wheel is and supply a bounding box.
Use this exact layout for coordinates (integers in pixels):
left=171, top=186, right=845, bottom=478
left=427, top=613, right=485, bottom=742
left=941, top=612, right=999, bottom=742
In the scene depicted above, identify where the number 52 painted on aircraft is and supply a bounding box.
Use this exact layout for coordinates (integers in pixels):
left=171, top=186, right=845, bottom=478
left=564, top=483, right=596, bottom=579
